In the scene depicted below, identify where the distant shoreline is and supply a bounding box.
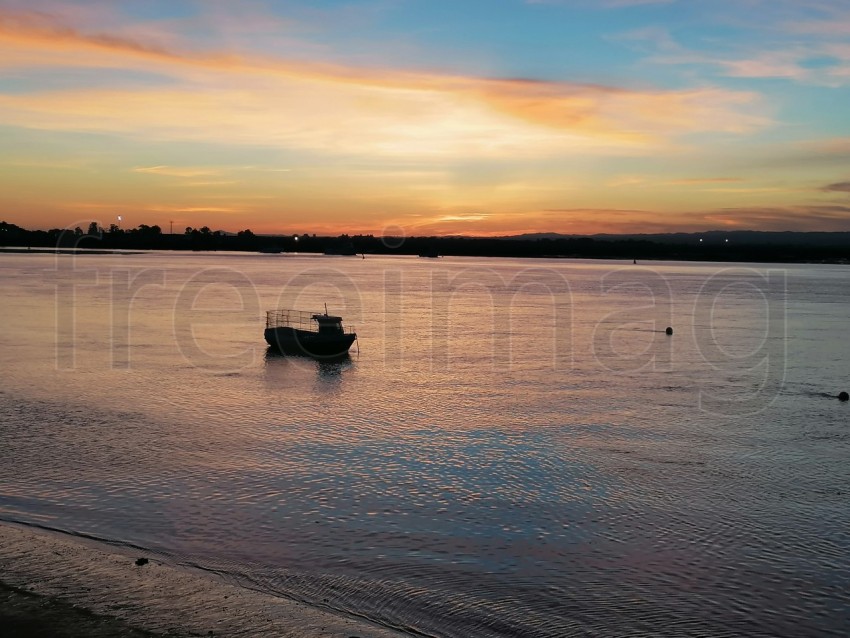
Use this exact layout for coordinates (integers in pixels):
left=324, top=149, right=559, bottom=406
left=1, top=244, right=848, bottom=265
left=2, top=220, right=849, bottom=263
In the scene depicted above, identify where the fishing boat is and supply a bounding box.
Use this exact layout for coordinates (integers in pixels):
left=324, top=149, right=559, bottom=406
left=264, top=307, right=357, bottom=358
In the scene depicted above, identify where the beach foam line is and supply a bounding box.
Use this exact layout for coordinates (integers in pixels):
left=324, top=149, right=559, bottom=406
left=0, top=521, right=410, bottom=637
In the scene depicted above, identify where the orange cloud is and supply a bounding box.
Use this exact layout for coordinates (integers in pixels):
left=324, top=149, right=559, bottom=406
left=0, top=9, right=768, bottom=157
left=133, top=166, right=220, bottom=177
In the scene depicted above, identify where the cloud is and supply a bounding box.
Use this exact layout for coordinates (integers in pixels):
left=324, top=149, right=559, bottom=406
left=658, top=50, right=850, bottom=87
left=611, top=4, right=850, bottom=86
left=169, top=200, right=850, bottom=234
left=434, top=214, right=490, bottom=223
left=534, top=204, right=850, bottom=233
left=0, top=9, right=173, bottom=59
left=668, top=177, right=743, bottom=184
left=821, top=181, right=850, bottom=193
left=757, top=137, right=850, bottom=169
left=0, top=9, right=768, bottom=158
left=133, top=166, right=219, bottom=177
left=699, top=205, right=850, bottom=231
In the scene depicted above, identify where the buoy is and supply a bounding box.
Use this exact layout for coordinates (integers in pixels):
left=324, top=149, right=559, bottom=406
left=839, top=391, right=849, bottom=402
left=665, top=327, right=673, bottom=335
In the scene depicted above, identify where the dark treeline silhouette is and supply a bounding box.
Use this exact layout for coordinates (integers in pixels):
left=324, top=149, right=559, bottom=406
left=1, top=220, right=848, bottom=264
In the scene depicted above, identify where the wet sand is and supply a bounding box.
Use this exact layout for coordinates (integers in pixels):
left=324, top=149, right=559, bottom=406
left=0, top=522, right=408, bottom=637
left=1, top=581, right=167, bottom=637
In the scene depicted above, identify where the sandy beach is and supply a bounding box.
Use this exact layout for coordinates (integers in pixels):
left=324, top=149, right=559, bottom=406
left=0, top=522, right=408, bottom=638
left=1, top=580, right=166, bottom=637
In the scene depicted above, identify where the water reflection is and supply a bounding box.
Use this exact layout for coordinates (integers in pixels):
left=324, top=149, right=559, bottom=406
left=4, top=253, right=850, bottom=638
left=263, top=348, right=353, bottom=392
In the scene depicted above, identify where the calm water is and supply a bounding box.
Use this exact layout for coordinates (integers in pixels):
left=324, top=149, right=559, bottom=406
left=1, top=251, right=848, bottom=636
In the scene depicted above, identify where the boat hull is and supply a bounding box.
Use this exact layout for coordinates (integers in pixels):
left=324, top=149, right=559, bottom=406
left=264, top=327, right=356, bottom=358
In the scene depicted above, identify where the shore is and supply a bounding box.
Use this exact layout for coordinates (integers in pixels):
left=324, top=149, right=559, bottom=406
left=0, top=522, right=408, bottom=638
left=1, top=580, right=166, bottom=637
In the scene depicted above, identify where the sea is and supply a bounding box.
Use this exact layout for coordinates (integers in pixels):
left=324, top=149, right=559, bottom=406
left=0, top=250, right=848, bottom=637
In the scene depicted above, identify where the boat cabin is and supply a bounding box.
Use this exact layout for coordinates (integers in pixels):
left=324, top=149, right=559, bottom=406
left=312, top=313, right=345, bottom=334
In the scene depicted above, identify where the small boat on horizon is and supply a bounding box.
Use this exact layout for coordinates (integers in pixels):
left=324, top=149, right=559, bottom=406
left=418, top=246, right=440, bottom=258
left=264, top=307, right=357, bottom=358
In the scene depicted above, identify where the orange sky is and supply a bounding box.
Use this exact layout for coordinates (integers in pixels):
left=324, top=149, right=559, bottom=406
left=1, top=1, right=849, bottom=235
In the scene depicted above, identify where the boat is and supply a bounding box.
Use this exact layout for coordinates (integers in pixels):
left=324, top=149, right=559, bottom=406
left=264, top=307, right=357, bottom=358
left=418, top=246, right=440, bottom=258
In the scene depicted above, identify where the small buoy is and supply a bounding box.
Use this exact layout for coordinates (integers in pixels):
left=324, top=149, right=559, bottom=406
left=135, top=557, right=149, bottom=566
left=665, top=327, right=673, bottom=335
left=839, top=391, right=849, bottom=402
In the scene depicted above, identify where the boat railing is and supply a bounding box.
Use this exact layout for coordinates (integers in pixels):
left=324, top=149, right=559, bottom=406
left=266, top=309, right=355, bottom=333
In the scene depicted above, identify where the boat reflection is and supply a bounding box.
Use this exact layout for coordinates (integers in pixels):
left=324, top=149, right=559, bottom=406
left=263, top=347, right=354, bottom=391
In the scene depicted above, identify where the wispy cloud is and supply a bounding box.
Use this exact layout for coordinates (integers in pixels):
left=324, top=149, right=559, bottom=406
left=534, top=204, right=850, bottom=233
left=613, top=4, right=850, bottom=86
left=0, top=9, right=768, bottom=158
left=133, top=165, right=219, bottom=177
left=821, top=180, right=850, bottom=193
left=700, top=205, right=850, bottom=231
left=434, top=214, right=490, bottom=223
left=667, top=177, right=743, bottom=184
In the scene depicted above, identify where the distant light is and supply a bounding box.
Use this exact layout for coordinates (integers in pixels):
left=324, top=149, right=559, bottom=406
left=699, top=238, right=703, bottom=242
left=725, top=238, right=729, bottom=243
left=294, top=236, right=299, bottom=241
left=117, top=216, right=122, bottom=222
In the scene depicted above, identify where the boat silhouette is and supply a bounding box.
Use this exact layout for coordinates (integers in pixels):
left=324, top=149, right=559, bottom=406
left=264, top=307, right=357, bottom=358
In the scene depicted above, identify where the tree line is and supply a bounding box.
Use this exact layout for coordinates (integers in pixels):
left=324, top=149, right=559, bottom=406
left=1, top=220, right=848, bottom=263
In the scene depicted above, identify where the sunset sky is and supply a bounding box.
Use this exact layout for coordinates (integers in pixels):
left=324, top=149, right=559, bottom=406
left=1, top=0, right=849, bottom=236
